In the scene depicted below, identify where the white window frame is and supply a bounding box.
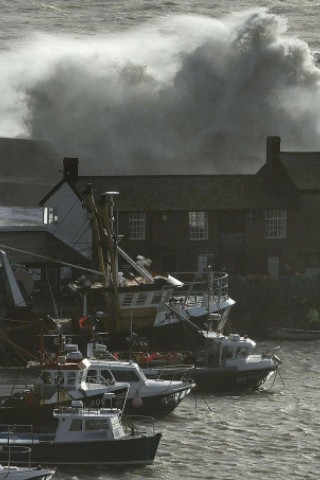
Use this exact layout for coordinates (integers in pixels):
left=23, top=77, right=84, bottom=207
left=197, top=254, right=215, bottom=272
left=43, top=206, right=58, bottom=225
left=198, top=254, right=207, bottom=272
left=129, top=212, right=146, bottom=240
left=265, top=209, right=286, bottom=239
left=189, top=212, right=208, bottom=240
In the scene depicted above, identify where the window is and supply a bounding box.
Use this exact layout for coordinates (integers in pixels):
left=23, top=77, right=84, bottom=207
left=43, top=206, right=58, bottom=225
left=85, top=419, right=109, bottom=431
left=129, top=212, right=145, bottom=240
left=67, top=372, right=77, bottom=385
left=265, top=209, right=286, bottom=239
left=268, top=256, right=279, bottom=277
left=70, top=419, right=82, bottom=431
left=110, top=370, right=141, bottom=382
left=29, top=267, right=41, bottom=292
left=189, top=212, right=208, bottom=240
left=197, top=254, right=215, bottom=272
left=136, top=293, right=147, bottom=305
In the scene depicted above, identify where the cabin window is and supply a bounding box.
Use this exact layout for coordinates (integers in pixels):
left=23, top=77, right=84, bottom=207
left=70, top=419, right=82, bottom=431
left=100, top=369, right=115, bottom=384
left=110, top=370, right=140, bottom=382
left=129, top=212, right=146, bottom=240
left=265, top=209, right=286, bottom=239
left=151, top=292, right=162, bottom=305
left=43, top=206, right=58, bottom=225
left=87, top=369, right=115, bottom=384
left=67, top=372, right=77, bottom=385
left=85, top=419, right=109, bottom=431
left=136, top=293, right=147, bottom=305
left=87, top=369, right=97, bottom=381
left=123, top=294, right=134, bottom=306
left=189, top=212, right=208, bottom=240
left=222, top=347, right=234, bottom=359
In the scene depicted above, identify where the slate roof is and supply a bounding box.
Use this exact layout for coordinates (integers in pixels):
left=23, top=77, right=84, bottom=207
left=0, top=228, right=90, bottom=265
left=54, top=174, right=297, bottom=211
left=279, top=152, right=320, bottom=191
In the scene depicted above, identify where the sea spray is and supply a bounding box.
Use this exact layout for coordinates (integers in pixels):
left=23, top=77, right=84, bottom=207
left=0, top=9, right=319, bottom=173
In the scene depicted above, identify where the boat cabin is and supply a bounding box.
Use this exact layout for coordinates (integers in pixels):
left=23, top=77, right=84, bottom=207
left=86, top=360, right=146, bottom=386
left=199, top=331, right=257, bottom=367
left=53, top=400, right=125, bottom=442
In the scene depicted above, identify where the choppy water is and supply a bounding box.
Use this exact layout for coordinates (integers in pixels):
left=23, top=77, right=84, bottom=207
left=46, top=340, right=318, bottom=480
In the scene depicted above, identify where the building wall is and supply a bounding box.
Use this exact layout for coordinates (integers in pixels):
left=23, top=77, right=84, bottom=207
left=115, top=203, right=318, bottom=277
left=44, top=183, right=92, bottom=259
left=41, top=168, right=320, bottom=277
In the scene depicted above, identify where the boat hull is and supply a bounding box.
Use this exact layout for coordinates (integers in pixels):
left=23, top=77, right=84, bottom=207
left=123, top=386, right=193, bottom=416
left=144, top=363, right=279, bottom=393
left=191, top=366, right=277, bottom=392
left=0, top=434, right=162, bottom=467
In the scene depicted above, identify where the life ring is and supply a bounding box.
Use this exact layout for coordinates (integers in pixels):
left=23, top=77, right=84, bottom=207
left=79, top=316, right=91, bottom=330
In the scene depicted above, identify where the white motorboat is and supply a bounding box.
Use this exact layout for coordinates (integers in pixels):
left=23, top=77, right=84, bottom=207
left=0, top=398, right=162, bottom=467
left=142, top=306, right=281, bottom=393
left=0, top=348, right=128, bottom=428
left=84, top=343, right=195, bottom=416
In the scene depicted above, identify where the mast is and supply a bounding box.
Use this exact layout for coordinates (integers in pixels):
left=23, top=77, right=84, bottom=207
left=99, top=192, right=121, bottom=332
left=81, top=184, right=120, bottom=333
left=82, top=183, right=108, bottom=279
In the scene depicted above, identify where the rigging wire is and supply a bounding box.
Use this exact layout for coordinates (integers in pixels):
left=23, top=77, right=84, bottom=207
left=0, top=243, right=103, bottom=276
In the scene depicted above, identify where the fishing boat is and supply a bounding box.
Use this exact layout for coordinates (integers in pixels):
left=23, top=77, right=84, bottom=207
left=0, top=349, right=129, bottom=428
left=84, top=342, right=195, bottom=417
left=0, top=399, right=162, bottom=467
left=141, top=304, right=281, bottom=393
left=70, top=188, right=184, bottom=345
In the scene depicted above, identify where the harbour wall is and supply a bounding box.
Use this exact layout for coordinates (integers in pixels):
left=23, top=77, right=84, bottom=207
left=228, top=273, right=320, bottom=338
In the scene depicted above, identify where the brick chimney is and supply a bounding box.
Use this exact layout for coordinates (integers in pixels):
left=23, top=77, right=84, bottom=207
left=63, top=157, right=79, bottom=180
left=266, top=136, right=281, bottom=167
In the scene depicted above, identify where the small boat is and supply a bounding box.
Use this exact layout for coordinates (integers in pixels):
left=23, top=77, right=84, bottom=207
left=0, top=464, right=55, bottom=480
left=268, top=326, right=320, bottom=340
left=0, top=446, right=55, bottom=480
left=142, top=336, right=281, bottom=392
left=0, top=350, right=128, bottom=428
left=84, top=343, right=195, bottom=416
left=142, top=306, right=281, bottom=393
left=0, top=399, right=162, bottom=467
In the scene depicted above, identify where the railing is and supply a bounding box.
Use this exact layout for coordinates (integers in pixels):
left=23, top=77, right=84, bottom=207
left=123, top=415, right=157, bottom=436
left=158, top=270, right=231, bottom=312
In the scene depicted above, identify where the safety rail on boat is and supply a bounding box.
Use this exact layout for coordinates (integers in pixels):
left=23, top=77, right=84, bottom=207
left=159, top=270, right=231, bottom=309
left=123, top=415, right=157, bottom=436
left=0, top=425, right=34, bottom=435
left=0, top=444, right=33, bottom=465
left=142, top=363, right=195, bottom=382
